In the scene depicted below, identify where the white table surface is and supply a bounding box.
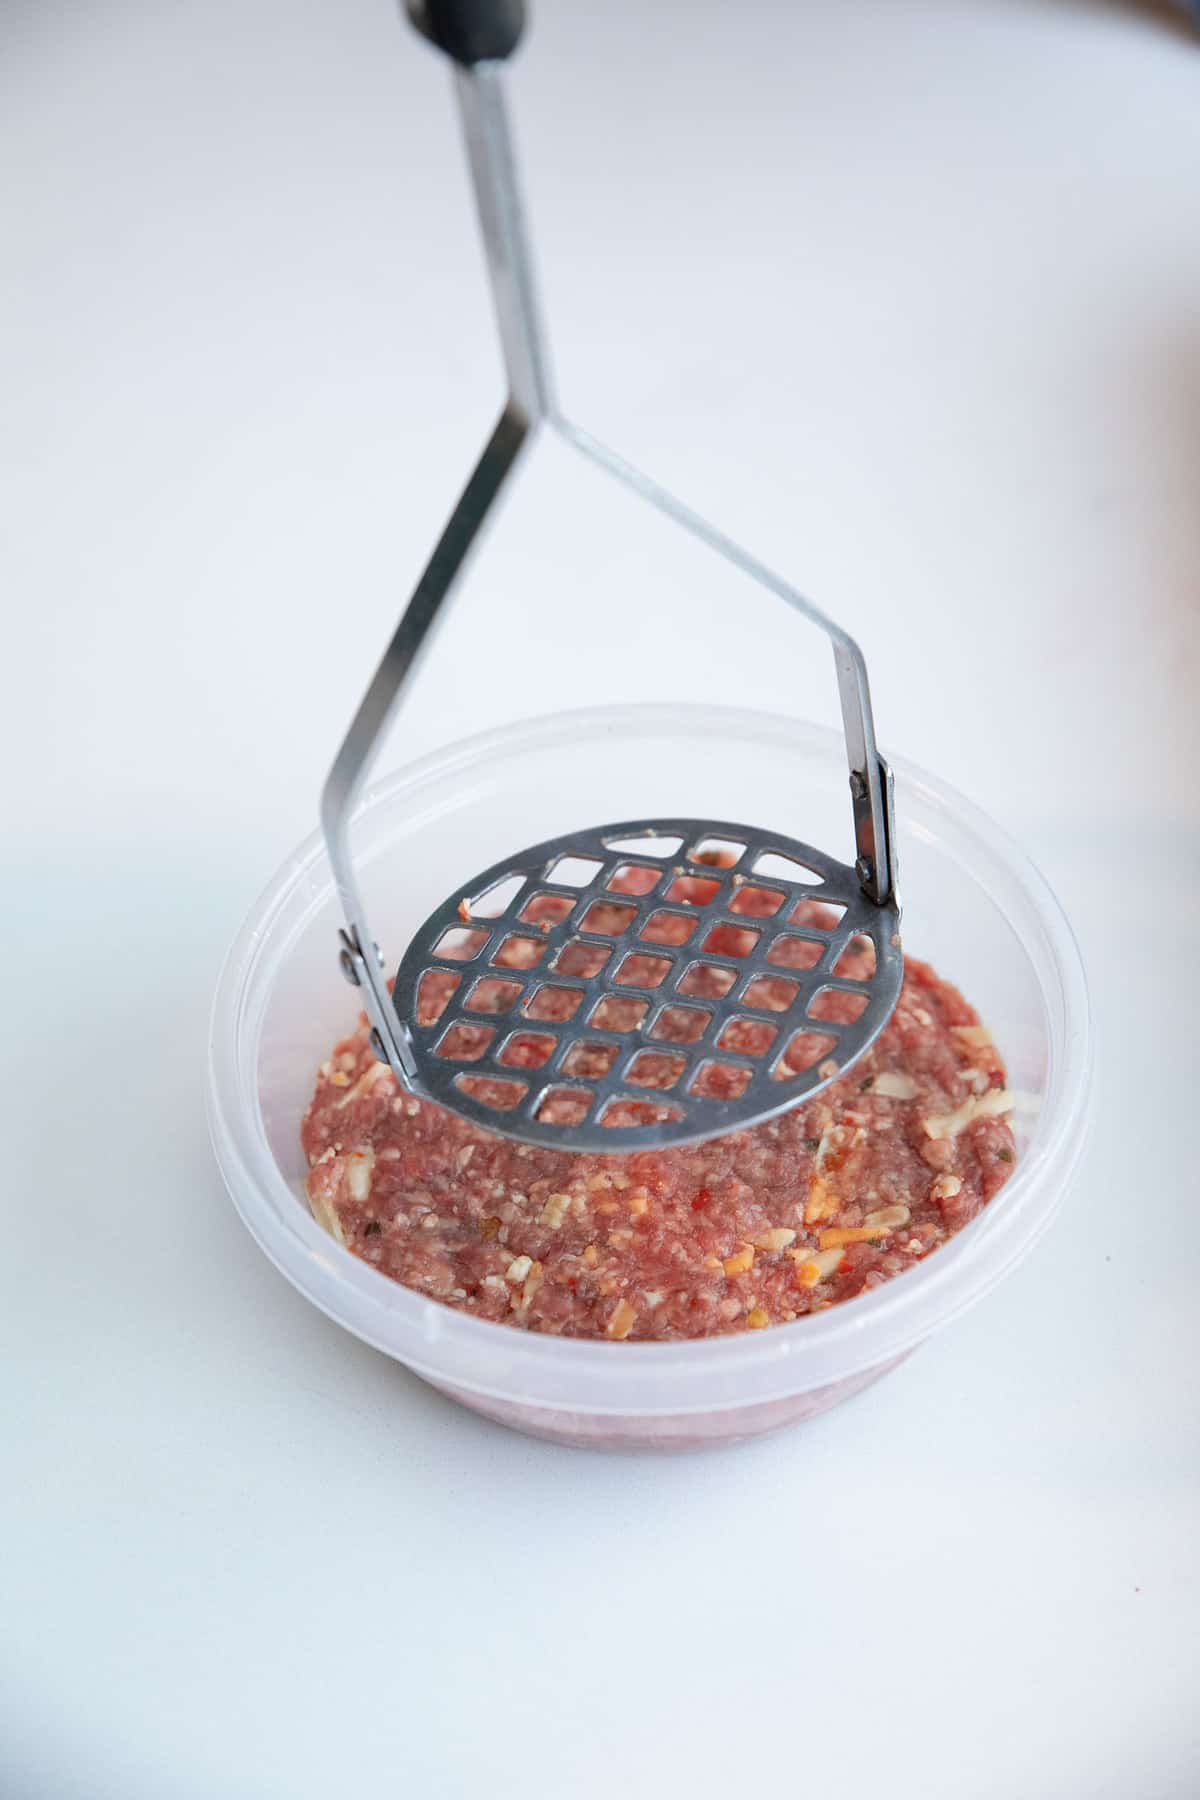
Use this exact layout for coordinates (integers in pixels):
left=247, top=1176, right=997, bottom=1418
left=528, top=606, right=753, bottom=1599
left=4, top=1, right=1198, bottom=1794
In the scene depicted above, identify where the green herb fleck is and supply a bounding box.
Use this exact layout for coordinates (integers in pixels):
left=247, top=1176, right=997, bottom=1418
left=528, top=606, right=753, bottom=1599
left=997, top=1148, right=1015, bottom=1165
left=363, top=1220, right=382, bottom=1237
left=859, top=1075, right=875, bottom=1091
left=804, top=1135, right=821, bottom=1152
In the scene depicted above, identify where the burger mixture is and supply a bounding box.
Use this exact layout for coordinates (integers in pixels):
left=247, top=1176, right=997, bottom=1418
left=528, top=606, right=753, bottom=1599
left=302, top=878, right=1015, bottom=1341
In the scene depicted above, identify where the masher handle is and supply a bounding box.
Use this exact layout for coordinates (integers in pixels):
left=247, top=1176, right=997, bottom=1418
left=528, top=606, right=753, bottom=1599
left=406, top=0, right=525, bottom=64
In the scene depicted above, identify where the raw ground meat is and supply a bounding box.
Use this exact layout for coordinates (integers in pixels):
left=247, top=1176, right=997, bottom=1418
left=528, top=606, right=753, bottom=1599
left=302, top=882, right=1016, bottom=1341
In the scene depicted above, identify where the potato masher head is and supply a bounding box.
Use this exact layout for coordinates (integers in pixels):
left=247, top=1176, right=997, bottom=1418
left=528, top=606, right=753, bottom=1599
left=322, top=0, right=902, bottom=1153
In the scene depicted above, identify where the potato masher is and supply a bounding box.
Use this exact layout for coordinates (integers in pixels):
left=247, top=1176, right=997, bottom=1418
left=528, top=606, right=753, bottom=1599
left=323, top=0, right=902, bottom=1152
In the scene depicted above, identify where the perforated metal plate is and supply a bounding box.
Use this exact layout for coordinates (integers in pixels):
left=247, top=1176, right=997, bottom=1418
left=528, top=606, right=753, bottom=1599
left=387, top=818, right=902, bottom=1151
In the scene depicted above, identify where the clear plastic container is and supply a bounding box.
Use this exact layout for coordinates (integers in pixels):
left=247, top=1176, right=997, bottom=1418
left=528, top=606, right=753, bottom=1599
left=207, top=705, right=1090, bottom=1450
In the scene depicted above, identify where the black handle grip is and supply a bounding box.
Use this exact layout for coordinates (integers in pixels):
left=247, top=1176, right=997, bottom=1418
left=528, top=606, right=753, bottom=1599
left=406, top=0, right=525, bottom=65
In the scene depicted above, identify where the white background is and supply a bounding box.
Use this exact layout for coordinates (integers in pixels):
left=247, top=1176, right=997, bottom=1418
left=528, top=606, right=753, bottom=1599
left=3, top=0, right=1198, bottom=1794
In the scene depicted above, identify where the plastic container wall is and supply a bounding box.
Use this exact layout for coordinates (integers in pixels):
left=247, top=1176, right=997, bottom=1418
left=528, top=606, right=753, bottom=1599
left=208, top=706, right=1090, bottom=1450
